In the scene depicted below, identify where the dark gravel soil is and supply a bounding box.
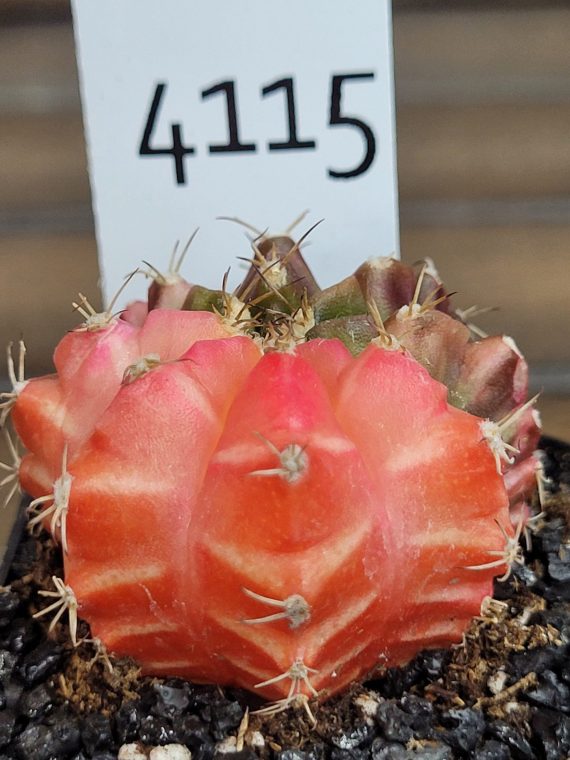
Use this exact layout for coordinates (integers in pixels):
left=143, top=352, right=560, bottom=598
left=0, top=437, right=569, bottom=760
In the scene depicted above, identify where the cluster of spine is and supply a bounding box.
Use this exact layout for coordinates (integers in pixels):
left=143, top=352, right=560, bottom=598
left=0, top=219, right=542, bottom=715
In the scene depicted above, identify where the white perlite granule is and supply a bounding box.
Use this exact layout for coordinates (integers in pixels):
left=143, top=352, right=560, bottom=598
left=214, top=736, right=238, bottom=754
left=118, top=744, right=192, bottom=760
left=118, top=744, right=148, bottom=760
left=150, top=745, right=192, bottom=759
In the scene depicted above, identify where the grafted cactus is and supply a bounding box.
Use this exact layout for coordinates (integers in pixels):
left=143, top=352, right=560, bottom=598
left=1, top=224, right=541, bottom=717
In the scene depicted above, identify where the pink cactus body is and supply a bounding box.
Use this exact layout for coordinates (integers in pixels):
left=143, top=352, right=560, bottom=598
left=5, top=231, right=539, bottom=707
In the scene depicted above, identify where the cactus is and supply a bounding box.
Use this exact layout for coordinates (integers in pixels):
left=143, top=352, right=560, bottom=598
left=1, top=224, right=541, bottom=715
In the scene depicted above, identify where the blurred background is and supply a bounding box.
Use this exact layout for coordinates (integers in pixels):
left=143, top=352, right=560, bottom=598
left=0, top=0, right=569, bottom=440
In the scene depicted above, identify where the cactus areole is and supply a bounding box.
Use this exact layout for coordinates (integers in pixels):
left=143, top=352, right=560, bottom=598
left=4, top=223, right=542, bottom=713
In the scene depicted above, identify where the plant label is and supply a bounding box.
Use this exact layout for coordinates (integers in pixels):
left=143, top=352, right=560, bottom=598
left=72, top=0, right=399, bottom=302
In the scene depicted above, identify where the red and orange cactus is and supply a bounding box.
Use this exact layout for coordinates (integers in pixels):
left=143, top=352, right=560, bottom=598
left=0, top=224, right=541, bottom=716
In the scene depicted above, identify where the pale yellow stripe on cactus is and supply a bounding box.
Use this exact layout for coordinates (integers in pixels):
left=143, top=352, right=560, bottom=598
left=303, top=590, right=378, bottom=659
left=210, top=442, right=271, bottom=466
left=200, top=657, right=272, bottom=686
left=297, top=524, right=372, bottom=592
left=103, top=620, right=179, bottom=639
left=211, top=433, right=356, bottom=466
left=416, top=579, right=495, bottom=605
left=72, top=563, right=167, bottom=596
left=315, top=637, right=375, bottom=680
left=203, top=522, right=370, bottom=598
left=76, top=470, right=172, bottom=497
left=404, top=597, right=488, bottom=626
left=407, top=531, right=493, bottom=551
left=309, top=433, right=357, bottom=454
left=42, top=394, right=66, bottom=428
left=399, top=618, right=466, bottom=643
left=144, top=660, right=199, bottom=671
left=207, top=610, right=291, bottom=654
left=175, top=374, right=219, bottom=426
left=384, top=437, right=489, bottom=475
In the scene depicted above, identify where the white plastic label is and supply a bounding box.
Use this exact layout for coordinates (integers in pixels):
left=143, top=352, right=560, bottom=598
left=72, top=0, right=399, bottom=303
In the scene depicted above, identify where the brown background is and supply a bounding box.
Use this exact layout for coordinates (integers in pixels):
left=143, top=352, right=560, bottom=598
left=1, top=1, right=569, bottom=440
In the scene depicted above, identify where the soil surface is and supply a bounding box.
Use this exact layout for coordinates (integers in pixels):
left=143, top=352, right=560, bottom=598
left=0, top=437, right=569, bottom=760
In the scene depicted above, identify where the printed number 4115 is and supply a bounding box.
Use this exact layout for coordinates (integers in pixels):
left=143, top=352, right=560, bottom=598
left=138, top=73, right=377, bottom=185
